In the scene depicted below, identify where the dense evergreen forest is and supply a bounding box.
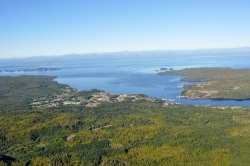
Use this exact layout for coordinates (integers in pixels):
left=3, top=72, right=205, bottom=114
left=159, top=67, right=250, bottom=100
left=0, top=76, right=68, bottom=112
left=1, top=76, right=250, bottom=165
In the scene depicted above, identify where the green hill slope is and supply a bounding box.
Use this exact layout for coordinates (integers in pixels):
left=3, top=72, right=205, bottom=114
left=1, top=76, right=250, bottom=165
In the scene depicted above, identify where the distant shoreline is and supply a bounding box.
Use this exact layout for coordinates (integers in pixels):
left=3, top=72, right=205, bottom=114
left=159, top=67, right=250, bottom=101
left=1, top=67, right=60, bottom=73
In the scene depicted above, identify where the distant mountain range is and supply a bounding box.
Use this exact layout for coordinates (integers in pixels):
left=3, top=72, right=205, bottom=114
left=1, top=47, right=250, bottom=63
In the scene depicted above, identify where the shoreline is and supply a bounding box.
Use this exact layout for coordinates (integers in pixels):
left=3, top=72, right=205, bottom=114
left=178, top=95, right=250, bottom=101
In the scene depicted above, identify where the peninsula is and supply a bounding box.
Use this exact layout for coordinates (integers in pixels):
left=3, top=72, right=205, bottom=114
left=159, top=67, right=250, bottom=100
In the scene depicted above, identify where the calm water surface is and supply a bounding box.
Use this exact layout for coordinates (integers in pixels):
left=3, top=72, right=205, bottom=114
left=1, top=54, right=250, bottom=106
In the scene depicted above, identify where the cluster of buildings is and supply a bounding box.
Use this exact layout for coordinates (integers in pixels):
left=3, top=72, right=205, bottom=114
left=29, top=87, right=157, bottom=108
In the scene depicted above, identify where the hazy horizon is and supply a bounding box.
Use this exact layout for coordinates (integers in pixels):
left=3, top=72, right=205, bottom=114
left=1, top=47, right=250, bottom=60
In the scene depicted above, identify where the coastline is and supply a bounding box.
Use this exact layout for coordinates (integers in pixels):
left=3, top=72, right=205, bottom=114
left=159, top=67, right=250, bottom=102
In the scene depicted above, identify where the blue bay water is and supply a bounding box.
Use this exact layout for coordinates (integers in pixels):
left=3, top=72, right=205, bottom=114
left=1, top=54, right=250, bottom=106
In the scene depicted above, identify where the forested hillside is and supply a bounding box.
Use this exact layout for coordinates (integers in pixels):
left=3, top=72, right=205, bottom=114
left=0, top=76, right=68, bottom=112
left=1, top=76, right=250, bottom=165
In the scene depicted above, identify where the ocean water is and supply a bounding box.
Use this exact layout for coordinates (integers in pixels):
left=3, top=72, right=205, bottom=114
left=1, top=54, right=250, bottom=106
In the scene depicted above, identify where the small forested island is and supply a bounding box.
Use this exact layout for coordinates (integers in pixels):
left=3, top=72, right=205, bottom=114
left=1, top=75, right=250, bottom=165
left=159, top=67, right=250, bottom=100
left=159, top=67, right=168, bottom=71
left=2, top=67, right=60, bottom=73
left=158, top=67, right=173, bottom=71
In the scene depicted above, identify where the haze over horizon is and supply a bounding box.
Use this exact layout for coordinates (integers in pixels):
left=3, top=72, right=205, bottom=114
left=1, top=0, right=250, bottom=58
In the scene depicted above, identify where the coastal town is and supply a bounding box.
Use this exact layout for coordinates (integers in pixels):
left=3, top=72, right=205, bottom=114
left=28, top=86, right=164, bottom=108
left=28, top=85, right=249, bottom=110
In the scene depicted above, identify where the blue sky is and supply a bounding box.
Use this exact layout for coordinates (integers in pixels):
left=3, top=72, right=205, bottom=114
left=0, top=0, right=250, bottom=58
